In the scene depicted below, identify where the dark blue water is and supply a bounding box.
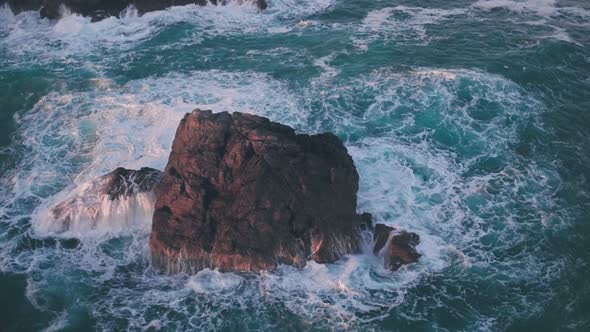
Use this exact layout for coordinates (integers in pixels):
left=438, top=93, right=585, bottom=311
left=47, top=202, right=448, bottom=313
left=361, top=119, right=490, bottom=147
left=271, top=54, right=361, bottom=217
left=1, top=0, right=589, bottom=330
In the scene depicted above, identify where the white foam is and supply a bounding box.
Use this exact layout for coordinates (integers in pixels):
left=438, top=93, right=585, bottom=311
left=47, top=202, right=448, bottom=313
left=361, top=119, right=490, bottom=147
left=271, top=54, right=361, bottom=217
left=42, top=311, right=69, bottom=332
left=313, top=53, right=340, bottom=86
left=350, top=2, right=589, bottom=49
left=356, top=6, right=467, bottom=47
left=257, top=240, right=448, bottom=328
left=522, top=18, right=582, bottom=45
left=32, top=191, right=156, bottom=239
left=307, top=67, right=564, bottom=276
left=0, top=3, right=16, bottom=23
left=473, top=0, right=559, bottom=16
left=185, top=268, right=244, bottom=293
left=415, top=69, right=458, bottom=80
left=472, top=0, right=588, bottom=44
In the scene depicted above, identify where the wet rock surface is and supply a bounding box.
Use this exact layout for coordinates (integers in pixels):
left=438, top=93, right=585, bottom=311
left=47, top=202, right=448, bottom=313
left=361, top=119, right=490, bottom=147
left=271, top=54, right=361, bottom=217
left=150, top=109, right=369, bottom=273
left=1, top=0, right=268, bottom=21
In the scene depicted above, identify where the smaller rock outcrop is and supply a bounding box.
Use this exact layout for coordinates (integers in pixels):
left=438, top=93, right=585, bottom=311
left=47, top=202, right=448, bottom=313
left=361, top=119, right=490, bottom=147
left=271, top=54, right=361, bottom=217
left=96, top=167, right=162, bottom=200
left=0, top=0, right=268, bottom=22
left=46, top=167, right=162, bottom=233
left=372, top=223, right=421, bottom=270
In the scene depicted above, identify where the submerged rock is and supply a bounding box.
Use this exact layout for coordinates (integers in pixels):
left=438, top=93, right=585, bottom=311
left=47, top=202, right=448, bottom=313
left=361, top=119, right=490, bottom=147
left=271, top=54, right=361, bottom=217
left=48, top=167, right=162, bottom=234
left=1, top=0, right=268, bottom=21
left=150, top=109, right=370, bottom=273
left=372, top=223, right=421, bottom=271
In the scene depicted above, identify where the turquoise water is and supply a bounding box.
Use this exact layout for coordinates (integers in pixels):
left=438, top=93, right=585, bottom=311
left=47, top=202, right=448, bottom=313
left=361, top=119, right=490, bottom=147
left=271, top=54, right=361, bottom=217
left=1, top=0, right=589, bottom=330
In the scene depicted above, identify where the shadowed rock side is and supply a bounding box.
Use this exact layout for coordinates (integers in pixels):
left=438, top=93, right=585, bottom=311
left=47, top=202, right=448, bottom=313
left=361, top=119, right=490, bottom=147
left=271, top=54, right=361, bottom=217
left=50, top=167, right=162, bottom=232
left=1, top=0, right=268, bottom=22
left=150, top=109, right=370, bottom=273
left=372, top=224, right=421, bottom=271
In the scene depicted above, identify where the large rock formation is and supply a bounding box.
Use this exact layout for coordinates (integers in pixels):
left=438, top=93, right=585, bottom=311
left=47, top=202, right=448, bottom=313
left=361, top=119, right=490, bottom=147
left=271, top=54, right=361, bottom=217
left=150, top=109, right=371, bottom=273
left=34, top=109, right=420, bottom=272
left=1, top=0, right=267, bottom=22
left=372, top=223, right=421, bottom=271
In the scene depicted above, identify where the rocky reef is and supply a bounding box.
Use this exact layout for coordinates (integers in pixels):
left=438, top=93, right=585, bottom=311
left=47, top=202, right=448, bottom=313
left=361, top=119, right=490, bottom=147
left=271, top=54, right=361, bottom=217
left=1, top=0, right=268, bottom=22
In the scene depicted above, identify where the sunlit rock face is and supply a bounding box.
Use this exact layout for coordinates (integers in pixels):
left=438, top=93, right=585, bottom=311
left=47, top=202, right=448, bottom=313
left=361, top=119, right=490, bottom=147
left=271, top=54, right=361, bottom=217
left=150, top=109, right=370, bottom=273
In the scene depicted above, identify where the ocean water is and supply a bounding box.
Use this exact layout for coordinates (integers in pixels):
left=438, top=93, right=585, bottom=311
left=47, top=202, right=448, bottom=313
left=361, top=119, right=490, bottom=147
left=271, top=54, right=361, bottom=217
left=0, top=0, right=589, bottom=330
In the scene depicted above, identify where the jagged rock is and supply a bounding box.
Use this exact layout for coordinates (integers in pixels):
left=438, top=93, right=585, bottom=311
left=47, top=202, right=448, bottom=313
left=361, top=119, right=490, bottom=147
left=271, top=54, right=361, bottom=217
left=372, top=223, right=421, bottom=270
left=98, top=167, right=162, bottom=200
left=50, top=167, right=162, bottom=232
left=1, top=0, right=268, bottom=21
left=150, top=109, right=370, bottom=273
